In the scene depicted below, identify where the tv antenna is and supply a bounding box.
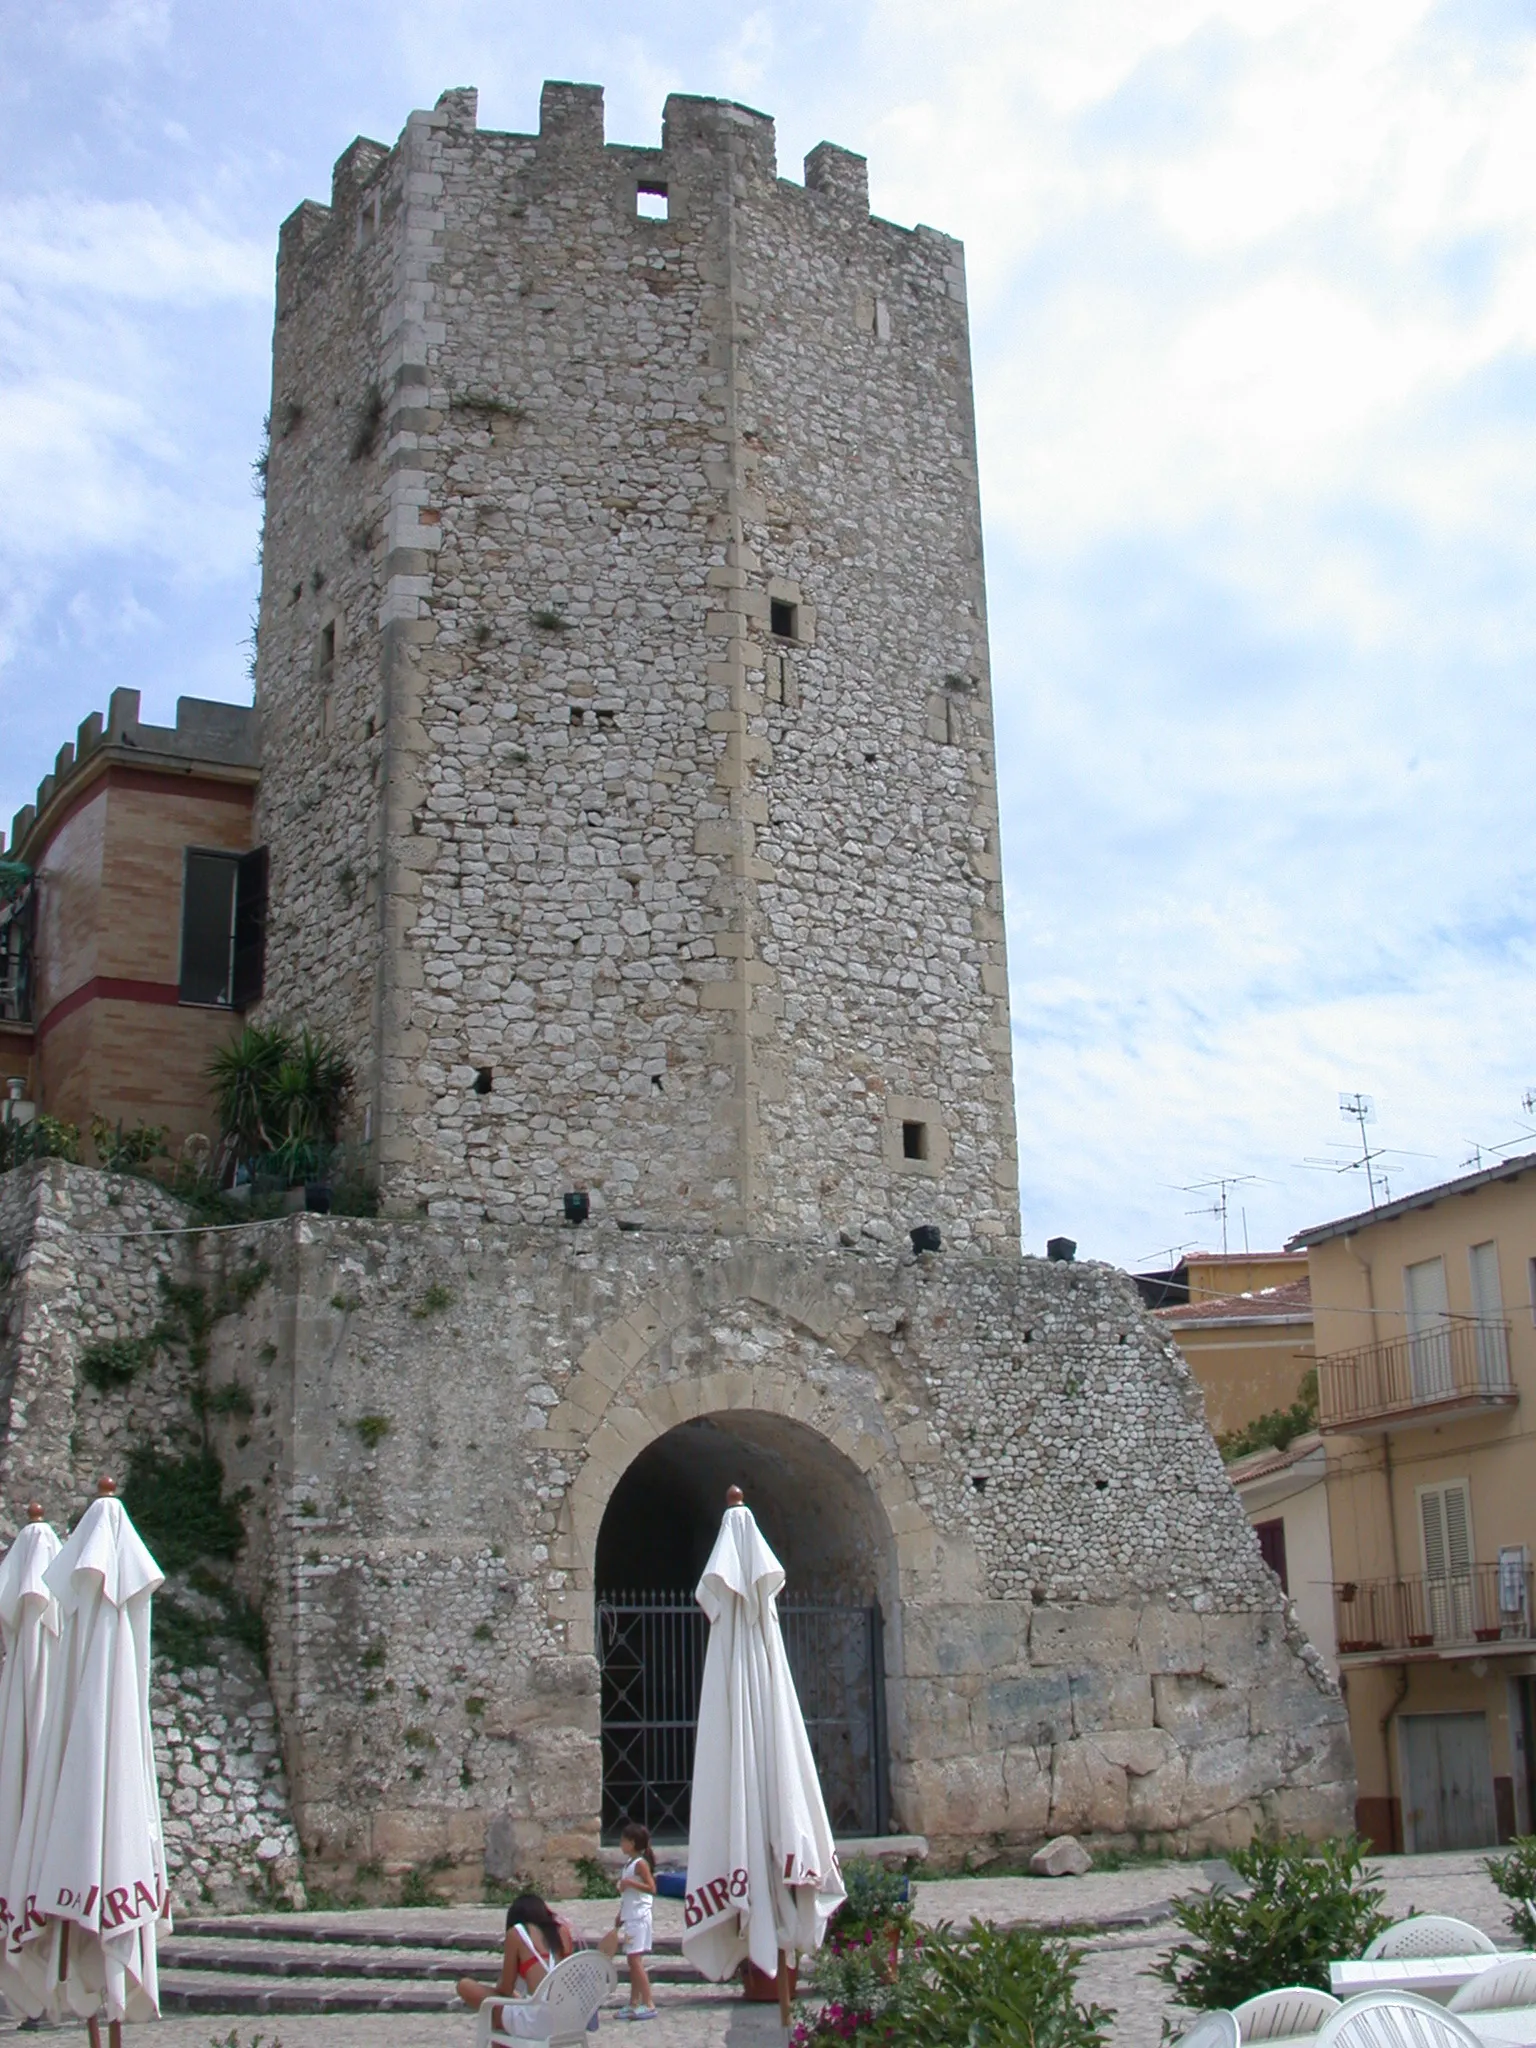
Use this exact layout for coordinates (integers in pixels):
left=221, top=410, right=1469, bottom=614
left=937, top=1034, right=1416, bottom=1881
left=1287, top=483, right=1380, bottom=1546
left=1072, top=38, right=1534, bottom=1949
left=1138, top=1238, right=1198, bottom=1271
left=1180, top=1175, right=1261, bottom=1257
left=1300, top=1094, right=1435, bottom=1209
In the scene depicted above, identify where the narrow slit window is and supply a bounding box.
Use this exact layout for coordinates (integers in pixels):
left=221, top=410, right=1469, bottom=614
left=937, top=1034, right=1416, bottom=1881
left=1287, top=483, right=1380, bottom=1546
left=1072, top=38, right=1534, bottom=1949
left=770, top=598, right=797, bottom=640
left=902, top=1120, right=928, bottom=1161
left=318, top=620, right=336, bottom=676
left=637, top=183, right=669, bottom=221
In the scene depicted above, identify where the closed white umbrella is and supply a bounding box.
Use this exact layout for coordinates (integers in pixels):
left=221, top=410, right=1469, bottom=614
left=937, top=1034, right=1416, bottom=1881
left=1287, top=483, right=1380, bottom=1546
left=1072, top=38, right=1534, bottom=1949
left=682, top=1487, right=845, bottom=2020
left=9, top=1478, right=167, bottom=2036
left=0, top=1504, right=62, bottom=2015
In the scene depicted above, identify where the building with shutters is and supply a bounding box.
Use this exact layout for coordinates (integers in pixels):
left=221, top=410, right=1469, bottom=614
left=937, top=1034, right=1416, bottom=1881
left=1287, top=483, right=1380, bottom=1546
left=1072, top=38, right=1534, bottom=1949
left=0, top=688, right=262, bottom=1152
left=1291, top=1153, right=1536, bottom=1853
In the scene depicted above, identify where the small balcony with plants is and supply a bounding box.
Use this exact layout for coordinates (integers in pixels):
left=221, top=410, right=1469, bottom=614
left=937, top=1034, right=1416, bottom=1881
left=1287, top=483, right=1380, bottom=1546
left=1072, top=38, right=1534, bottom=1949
left=1333, top=1557, right=1535, bottom=1661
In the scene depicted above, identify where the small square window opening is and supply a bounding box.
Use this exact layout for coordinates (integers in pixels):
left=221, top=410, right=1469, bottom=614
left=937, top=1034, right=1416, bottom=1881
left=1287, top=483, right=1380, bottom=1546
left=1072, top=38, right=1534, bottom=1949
left=770, top=598, right=797, bottom=640
left=637, top=184, right=669, bottom=221
left=902, top=1120, right=928, bottom=1161
left=473, top=1067, right=494, bottom=1095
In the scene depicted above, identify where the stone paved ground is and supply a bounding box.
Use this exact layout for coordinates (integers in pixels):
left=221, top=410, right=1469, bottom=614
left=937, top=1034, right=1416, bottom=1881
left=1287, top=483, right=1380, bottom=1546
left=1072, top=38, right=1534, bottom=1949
left=0, top=1854, right=1512, bottom=2048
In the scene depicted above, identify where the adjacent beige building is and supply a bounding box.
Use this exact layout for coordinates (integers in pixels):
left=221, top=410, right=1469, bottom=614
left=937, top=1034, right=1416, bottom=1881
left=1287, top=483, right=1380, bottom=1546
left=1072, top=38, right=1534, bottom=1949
left=1154, top=1250, right=1314, bottom=1440
left=1291, top=1154, right=1536, bottom=1852
left=1154, top=1255, right=1334, bottom=1674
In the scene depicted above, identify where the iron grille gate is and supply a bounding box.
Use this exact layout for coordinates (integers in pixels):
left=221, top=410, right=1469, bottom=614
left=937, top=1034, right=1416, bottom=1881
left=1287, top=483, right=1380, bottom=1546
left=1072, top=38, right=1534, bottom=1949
left=597, top=1590, right=889, bottom=1841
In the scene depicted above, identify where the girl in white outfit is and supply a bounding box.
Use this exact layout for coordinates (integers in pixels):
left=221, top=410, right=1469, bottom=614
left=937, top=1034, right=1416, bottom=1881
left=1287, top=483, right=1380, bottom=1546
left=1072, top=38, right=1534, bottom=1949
left=615, top=1819, right=657, bottom=2019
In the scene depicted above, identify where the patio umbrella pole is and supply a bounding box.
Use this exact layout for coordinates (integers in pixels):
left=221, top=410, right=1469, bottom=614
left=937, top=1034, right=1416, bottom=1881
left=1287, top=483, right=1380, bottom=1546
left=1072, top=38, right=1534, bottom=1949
left=777, top=1949, right=792, bottom=2032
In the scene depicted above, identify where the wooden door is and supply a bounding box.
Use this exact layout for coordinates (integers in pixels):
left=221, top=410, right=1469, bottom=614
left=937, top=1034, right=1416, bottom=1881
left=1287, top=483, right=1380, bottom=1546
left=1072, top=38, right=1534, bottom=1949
left=1401, top=1711, right=1496, bottom=1851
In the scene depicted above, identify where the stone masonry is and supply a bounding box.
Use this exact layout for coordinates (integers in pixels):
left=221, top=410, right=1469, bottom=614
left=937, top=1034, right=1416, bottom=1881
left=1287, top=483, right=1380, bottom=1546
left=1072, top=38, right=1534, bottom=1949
left=256, top=82, right=1016, bottom=1244
left=3, top=1162, right=1350, bottom=1889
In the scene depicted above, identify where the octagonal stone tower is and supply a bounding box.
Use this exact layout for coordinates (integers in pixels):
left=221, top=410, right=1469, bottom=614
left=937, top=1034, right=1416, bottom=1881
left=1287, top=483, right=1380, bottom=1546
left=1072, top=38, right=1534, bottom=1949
left=255, top=82, right=1017, bottom=1245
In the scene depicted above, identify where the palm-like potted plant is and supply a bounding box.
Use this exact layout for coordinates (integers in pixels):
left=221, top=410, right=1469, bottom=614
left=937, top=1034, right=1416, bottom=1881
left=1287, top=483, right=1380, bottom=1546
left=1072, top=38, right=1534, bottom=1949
left=208, top=1023, right=353, bottom=1204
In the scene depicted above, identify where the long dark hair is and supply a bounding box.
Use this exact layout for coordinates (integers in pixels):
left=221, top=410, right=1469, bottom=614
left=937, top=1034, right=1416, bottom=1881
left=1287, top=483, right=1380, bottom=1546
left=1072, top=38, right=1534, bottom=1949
left=620, top=1818, right=653, bottom=1867
left=507, top=1891, right=564, bottom=1950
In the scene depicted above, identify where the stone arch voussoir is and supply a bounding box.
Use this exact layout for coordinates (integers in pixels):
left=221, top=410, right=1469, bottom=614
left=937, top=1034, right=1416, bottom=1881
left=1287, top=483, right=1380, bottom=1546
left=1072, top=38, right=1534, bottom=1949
left=548, top=1267, right=930, bottom=1625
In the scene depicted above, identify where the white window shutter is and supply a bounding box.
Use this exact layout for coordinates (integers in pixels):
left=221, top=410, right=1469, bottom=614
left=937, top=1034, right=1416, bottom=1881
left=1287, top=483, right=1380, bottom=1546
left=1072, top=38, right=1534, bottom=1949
left=1421, top=1489, right=1447, bottom=1578
left=1444, top=1481, right=1473, bottom=1575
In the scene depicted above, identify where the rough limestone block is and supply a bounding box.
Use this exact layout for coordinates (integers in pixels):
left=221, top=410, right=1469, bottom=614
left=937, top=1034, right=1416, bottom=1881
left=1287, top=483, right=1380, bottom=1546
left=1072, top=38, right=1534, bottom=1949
left=1030, top=1834, right=1093, bottom=1878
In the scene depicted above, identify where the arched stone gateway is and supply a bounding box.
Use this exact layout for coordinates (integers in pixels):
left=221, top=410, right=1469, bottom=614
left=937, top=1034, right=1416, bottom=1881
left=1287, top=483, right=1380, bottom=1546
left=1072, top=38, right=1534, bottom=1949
left=187, top=1219, right=1356, bottom=1890
left=594, top=1413, right=897, bottom=1840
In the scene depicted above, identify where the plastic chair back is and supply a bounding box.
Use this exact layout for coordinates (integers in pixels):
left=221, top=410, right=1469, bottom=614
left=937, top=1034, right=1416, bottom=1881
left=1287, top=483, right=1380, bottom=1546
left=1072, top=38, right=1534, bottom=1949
left=475, top=1952, right=616, bottom=2048
left=1178, top=2013, right=1242, bottom=2048
left=1234, top=1986, right=1342, bottom=2039
left=1447, top=1958, right=1536, bottom=2013
left=1363, top=1919, right=1497, bottom=1961
left=543, top=1951, right=617, bottom=2044
left=1315, top=1991, right=1484, bottom=2048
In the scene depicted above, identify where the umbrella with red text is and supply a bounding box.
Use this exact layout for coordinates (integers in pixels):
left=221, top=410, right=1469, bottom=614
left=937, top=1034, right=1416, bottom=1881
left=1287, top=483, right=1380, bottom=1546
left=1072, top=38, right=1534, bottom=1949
left=681, top=1489, right=844, bottom=2002
left=8, top=1481, right=168, bottom=2025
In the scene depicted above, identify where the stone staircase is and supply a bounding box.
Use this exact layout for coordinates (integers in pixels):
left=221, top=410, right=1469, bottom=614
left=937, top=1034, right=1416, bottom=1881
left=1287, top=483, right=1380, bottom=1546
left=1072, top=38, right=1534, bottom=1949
left=161, top=1917, right=721, bottom=2016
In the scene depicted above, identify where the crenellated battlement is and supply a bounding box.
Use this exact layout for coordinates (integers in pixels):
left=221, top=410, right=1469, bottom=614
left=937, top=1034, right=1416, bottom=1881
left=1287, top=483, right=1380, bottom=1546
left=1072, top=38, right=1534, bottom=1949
left=274, top=80, right=953, bottom=314
left=3, top=690, right=257, bottom=861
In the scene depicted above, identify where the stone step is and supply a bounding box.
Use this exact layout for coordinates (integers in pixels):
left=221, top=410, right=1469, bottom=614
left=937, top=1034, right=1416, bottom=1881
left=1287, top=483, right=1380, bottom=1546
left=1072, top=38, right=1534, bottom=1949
left=161, top=1937, right=705, bottom=1983
left=158, top=1975, right=739, bottom=2017
left=173, top=1916, right=694, bottom=1956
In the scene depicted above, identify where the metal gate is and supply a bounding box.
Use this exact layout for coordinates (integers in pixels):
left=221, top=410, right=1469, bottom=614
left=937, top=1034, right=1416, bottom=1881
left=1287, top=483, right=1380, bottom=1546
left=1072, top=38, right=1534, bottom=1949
left=597, top=1589, right=889, bottom=1841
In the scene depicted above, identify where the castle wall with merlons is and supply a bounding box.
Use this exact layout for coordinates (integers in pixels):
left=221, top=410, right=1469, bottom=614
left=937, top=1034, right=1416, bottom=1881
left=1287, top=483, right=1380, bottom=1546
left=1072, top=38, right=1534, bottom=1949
left=1, top=1165, right=1352, bottom=1892
left=254, top=84, right=1017, bottom=1247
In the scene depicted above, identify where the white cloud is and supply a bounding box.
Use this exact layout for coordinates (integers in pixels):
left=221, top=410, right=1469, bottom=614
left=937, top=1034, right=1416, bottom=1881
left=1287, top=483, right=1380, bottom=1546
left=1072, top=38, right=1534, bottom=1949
left=0, top=196, right=268, bottom=304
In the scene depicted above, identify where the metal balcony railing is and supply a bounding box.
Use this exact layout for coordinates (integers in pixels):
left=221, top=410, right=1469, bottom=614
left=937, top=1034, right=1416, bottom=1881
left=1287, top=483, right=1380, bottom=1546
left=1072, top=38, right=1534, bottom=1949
left=1317, top=1318, right=1515, bottom=1430
left=1334, top=1560, right=1535, bottom=1656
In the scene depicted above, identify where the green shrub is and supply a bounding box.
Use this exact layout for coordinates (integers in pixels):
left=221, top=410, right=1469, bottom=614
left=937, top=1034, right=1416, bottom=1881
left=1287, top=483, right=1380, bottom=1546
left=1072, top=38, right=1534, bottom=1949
left=829, top=1857, right=913, bottom=1949
left=123, top=1442, right=247, bottom=1574
left=355, top=1414, right=391, bottom=1449
left=574, top=1855, right=615, bottom=1900
left=897, top=1922, right=1109, bottom=2048
left=398, top=1860, right=449, bottom=1907
left=209, top=1379, right=255, bottom=1418
left=409, top=1282, right=452, bottom=1319
left=207, top=1022, right=353, bottom=1187
left=79, top=1334, right=160, bottom=1391
left=1486, top=1836, right=1536, bottom=1943
left=798, top=1916, right=1106, bottom=2048
left=1220, top=1371, right=1319, bottom=1463
left=89, top=1114, right=168, bottom=1172
left=1151, top=1835, right=1388, bottom=2012
left=0, top=1113, right=80, bottom=1171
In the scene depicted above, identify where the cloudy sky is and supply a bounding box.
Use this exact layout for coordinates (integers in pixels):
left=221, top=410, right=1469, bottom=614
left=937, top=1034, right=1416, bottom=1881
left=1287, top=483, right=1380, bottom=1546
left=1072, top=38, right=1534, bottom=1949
left=4, top=0, right=1535, bottom=1266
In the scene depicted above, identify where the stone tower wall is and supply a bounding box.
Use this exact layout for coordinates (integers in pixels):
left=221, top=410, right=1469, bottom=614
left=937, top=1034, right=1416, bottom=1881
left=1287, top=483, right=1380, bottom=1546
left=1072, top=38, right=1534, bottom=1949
left=255, top=84, right=1018, bottom=1248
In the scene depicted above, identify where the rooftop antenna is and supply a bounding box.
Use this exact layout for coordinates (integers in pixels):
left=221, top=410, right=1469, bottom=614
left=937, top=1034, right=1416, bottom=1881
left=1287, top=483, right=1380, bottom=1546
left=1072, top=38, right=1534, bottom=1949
left=1180, top=1175, right=1260, bottom=1258
left=1337, top=1093, right=1380, bottom=1205
left=1300, top=1095, right=1432, bottom=1205
left=1137, top=1238, right=1198, bottom=1271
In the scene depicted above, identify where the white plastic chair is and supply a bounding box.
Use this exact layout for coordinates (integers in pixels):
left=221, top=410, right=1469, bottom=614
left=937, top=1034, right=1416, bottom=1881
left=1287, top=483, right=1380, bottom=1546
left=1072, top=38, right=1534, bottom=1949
left=1364, top=1921, right=1498, bottom=1962
left=1315, top=1991, right=1485, bottom=2048
left=1178, top=2014, right=1242, bottom=2048
left=474, top=1951, right=617, bottom=2047
left=1448, top=1960, right=1536, bottom=2014
left=1234, top=1986, right=1343, bottom=2039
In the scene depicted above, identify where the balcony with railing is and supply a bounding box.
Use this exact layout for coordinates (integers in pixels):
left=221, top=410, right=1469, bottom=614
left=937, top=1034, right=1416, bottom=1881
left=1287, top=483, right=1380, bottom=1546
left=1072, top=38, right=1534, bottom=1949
left=1334, top=1559, right=1534, bottom=1660
left=1317, top=1318, right=1516, bottom=1432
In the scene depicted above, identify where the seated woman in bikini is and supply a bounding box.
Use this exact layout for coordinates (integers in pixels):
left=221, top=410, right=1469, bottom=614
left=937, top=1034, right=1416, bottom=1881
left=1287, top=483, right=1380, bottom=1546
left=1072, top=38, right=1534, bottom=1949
left=457, top=1891, right=623, bottom=2024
